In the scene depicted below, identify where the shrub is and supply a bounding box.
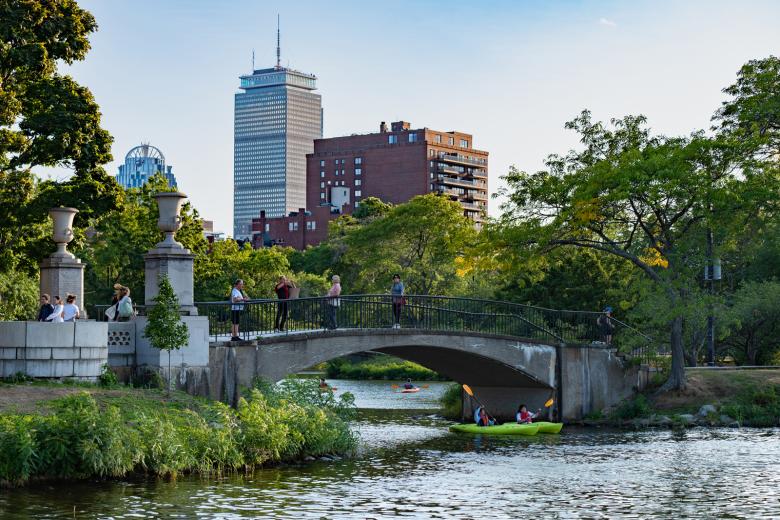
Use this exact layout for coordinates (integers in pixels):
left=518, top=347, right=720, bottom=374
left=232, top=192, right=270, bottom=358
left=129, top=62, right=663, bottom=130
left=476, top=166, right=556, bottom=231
left=720, top=384, right=780, bottom=427
left=439, top=384, right=463, bottom=420
left=610, top=394, right=652, bottom=420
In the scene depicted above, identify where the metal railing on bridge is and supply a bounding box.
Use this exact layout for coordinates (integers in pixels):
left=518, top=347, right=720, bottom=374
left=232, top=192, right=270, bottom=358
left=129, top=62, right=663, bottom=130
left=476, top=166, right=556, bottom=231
left=193, top=294, right=654, bottom=362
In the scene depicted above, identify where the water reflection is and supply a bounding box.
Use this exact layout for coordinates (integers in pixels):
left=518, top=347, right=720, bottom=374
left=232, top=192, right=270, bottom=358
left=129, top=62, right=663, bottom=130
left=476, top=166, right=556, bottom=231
left=2, top=381, right=779, bottom=519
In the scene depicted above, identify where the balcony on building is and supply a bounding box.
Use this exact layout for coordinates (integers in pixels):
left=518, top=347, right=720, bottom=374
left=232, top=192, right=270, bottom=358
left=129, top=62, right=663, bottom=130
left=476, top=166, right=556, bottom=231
left=436, top=153, right=487, bottom=169
left=437, top=175, right=486, bottom=190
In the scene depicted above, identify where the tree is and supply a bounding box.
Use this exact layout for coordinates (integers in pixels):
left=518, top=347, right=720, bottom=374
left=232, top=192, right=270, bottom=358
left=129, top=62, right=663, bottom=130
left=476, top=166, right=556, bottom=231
left=0, top=0, right=122, bottom=275
left=333, top=194, right=477, bottom=295
left=721, top=281, right=780, bottom=365
left=79, top=173, right=207, bottom=307
left=497, top=109, right=779, bottom=390
left=143, top=275, right=189, bottom=395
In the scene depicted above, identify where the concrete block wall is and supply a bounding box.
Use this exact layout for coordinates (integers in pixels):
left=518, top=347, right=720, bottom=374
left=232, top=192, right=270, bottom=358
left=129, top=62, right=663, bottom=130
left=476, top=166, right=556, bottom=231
left=0, top=321, right=108, bottom=380
left=107, top=322, right=136, bottom=367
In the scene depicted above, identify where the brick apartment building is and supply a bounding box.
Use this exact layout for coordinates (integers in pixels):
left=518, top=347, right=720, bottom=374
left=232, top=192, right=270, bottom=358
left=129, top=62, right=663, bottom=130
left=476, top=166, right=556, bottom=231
left=252, top=120, right=488, bottom=249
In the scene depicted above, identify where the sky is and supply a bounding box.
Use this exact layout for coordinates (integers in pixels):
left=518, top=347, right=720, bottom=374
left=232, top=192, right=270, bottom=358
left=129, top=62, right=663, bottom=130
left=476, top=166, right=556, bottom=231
left=43, top=0, right=780, bottom=235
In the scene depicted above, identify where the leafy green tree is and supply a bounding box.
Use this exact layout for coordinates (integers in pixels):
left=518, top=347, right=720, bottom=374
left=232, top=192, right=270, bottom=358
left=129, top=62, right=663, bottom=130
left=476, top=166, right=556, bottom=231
left=333, top=194, right=477, bottom=295
left=194, top=240, right=290, bottom=301
left=497, top=108, right=779, bottom=390
left=0, top=268, right=38, bottom=320
left=143, top=275, right=189, bottom=394
left=721, top=281, right=780, bottom=365
left=0, top=0, right=122, bottom=274
left=79, top=173, right=207, bottom=307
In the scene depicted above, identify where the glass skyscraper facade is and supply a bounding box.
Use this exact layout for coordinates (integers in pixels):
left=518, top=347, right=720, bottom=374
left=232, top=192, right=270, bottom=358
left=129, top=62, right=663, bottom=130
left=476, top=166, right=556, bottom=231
left=116, top=143, right=177, bottom=189
left=233, top=66, right=322, bottom=238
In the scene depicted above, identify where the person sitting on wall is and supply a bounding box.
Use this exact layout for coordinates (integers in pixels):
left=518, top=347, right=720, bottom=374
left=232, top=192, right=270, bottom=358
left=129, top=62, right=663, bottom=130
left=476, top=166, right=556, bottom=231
left=37, top=294, right=54, bottom=321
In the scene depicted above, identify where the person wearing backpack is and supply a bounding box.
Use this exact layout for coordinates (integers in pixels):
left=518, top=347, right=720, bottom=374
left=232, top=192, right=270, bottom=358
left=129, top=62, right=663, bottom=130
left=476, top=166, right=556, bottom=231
left=116, top=286, right=135, bottom=321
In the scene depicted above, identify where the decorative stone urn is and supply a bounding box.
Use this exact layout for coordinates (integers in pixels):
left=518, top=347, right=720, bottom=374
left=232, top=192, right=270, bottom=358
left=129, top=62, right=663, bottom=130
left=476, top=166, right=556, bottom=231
left=49, top=207, right=79, bottom=258
left=154, top=192, right=187, bottom=247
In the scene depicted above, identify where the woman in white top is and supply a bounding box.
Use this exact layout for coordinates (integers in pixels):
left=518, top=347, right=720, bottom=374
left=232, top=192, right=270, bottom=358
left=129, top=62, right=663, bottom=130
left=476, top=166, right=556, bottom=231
left=325, top=275, right=342, bottom=330
left=46, top=296, right=64, bottom=323
left=62, top=294, right=80, bottom=322
left=116, top=286, right=133, bottom=321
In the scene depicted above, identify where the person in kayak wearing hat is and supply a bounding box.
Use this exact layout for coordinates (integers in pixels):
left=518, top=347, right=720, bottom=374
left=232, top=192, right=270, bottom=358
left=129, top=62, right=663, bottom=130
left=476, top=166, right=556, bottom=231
left=597, top=306, right=616, bottom=345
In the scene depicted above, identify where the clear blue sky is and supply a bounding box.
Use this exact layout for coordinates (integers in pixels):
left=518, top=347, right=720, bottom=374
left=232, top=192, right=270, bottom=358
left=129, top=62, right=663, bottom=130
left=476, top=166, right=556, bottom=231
left=45, top=0, right=780, bottom=235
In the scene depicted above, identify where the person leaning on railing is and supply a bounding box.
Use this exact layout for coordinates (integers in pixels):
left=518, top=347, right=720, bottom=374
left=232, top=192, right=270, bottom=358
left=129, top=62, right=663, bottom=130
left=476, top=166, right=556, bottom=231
left=274, top=275, right=295, bottom=332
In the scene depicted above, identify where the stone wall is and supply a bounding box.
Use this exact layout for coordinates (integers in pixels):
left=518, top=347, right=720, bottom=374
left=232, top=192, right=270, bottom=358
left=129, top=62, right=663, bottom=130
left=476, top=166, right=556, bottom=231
left=0, top=321, right=107, bottom=380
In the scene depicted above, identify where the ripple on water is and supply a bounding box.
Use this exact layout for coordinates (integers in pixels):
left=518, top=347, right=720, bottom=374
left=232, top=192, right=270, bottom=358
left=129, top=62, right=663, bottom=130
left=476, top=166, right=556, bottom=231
left=1, top=386, right=779, bottom=518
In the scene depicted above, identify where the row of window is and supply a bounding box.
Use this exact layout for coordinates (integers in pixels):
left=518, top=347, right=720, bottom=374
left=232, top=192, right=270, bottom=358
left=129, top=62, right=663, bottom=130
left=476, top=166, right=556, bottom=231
left=320, top=167, right=362, bottom=177
left=319, top=157, right=363, bottom=167
left=321, top=179, right=361, bottom=188
left=320, top=190, right=362, bottom=200
left=287, top=221, right=317, bottom=231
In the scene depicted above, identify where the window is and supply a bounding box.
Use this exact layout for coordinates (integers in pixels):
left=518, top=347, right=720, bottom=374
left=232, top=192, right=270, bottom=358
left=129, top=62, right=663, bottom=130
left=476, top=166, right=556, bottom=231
left=408, top=133, right=418, bottom=143
left=288, top=222, right=299, bottom=231
left=448, top=137, right=454, bottom=146
left=355, top=157, right=362, bottom=165
left=341, top=159, right=345, bottom=164
left=355, top=168, right=362, bottom=176
left=334, top=159, right=339, bottom=165
left=460, top=139, right=469, bottom=148
left=320, top=160, right=325, bottom=167
left=355, top=179, right=361, bottom=186
left=306, top=221, right=316, bottom=230
left=264, top=224, right=270, bottom=232
left=388, top=135, right=397, bottom=144
left=320, top=192, right=325, bottom=200
left=355, top=190, right=362, bottom=197
left=320, top=171, right=325, bottom=178
left=320, top=182, right=325, bottom=188
left=435, top=135, right=442, bottom=143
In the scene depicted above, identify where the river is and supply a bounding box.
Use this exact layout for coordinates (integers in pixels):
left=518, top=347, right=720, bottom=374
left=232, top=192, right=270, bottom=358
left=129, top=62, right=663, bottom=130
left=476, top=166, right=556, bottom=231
left=2, top=379, right=779, bottom=519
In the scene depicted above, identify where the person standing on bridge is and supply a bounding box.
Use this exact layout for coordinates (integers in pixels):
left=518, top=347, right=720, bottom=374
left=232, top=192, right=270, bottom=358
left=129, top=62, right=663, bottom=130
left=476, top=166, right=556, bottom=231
left=391, top=274, right=405, bottom=329
left=274, top=275, right=295, bottom=332
left=230, top=279, right=249, bottom=341
left=324, top=275, right=341, bottom=330
left=597, top=306, right=615, bottom=345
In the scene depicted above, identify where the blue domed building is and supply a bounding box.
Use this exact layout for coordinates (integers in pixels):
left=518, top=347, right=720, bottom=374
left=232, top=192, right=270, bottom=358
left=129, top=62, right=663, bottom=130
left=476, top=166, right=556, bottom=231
left=116, top=143, right=177, bottom=189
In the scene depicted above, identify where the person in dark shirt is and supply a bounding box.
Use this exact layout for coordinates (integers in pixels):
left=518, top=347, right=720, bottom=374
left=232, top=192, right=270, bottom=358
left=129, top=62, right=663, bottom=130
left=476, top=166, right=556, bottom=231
left=274, top=276, right=295, bottom=332
left=37, top=294, right=54, bottom=321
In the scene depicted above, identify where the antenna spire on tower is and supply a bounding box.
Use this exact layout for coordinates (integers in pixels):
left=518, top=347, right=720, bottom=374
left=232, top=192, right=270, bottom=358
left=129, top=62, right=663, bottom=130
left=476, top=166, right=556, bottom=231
left=276, top=14, right=281, bottom=68
left=252, top=48, right=255, bottom=71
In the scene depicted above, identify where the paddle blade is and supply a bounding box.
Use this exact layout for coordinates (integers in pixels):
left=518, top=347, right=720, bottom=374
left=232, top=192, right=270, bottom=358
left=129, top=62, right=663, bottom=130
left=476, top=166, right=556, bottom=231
left=545, top=398, right=554, bottom=408
left=391, top=384, right=399, bottom=389
left=462, top=384, right=474, bottom=397
left=422, top=384, right=430, bottom=389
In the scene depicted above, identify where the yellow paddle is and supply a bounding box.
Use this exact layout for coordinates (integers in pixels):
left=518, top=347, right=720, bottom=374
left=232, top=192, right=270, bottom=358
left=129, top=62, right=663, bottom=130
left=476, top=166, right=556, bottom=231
left=545, top=398, right=554, bottom=408
left=391, top=384, right=399, bottom=389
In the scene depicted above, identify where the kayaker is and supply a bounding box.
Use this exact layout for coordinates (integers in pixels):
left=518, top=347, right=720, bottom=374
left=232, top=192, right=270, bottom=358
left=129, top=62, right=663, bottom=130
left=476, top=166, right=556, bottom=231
left=516, top=404, right=541, bottom=424
left=403, top=378, right=415, bottom=390
left=319, top=378, right=330, bottom=390
left=474, top=406, right=495, bottom=427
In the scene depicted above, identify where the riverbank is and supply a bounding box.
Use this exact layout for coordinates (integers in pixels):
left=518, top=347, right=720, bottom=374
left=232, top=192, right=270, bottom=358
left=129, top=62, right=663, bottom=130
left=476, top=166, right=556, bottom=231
left=0, top=378, right=357, bottom=487
left=326, top=355, right=449, bottom=381
left=594, top=368, right=780, bottom=428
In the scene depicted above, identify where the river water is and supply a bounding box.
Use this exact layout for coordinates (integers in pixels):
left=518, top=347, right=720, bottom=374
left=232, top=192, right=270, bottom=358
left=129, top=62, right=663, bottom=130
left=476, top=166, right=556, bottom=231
left=2, top=379, right=780, bottom=519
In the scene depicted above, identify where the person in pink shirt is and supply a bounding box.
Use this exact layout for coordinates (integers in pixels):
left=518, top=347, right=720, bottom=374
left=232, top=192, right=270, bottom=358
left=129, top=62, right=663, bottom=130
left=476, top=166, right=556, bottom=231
left=325, top=275, right=341, bottom=330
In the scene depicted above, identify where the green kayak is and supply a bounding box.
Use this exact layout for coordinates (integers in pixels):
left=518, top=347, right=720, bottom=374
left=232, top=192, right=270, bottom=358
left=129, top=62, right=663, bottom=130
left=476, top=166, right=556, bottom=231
left=449, top=423, right=540, bottom=435
left=534, top=421, right=564, bottom=434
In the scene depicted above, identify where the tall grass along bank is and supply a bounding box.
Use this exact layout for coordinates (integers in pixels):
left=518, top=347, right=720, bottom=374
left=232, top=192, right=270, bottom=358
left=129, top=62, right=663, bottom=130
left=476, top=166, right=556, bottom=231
left=0, top=379, right=357, bottom=487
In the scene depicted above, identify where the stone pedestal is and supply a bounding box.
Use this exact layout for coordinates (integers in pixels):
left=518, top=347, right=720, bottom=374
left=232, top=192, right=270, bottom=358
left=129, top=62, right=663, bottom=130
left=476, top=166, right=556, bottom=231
left=144, top=244, right=197, bottom=315
left=40, top=255, right=86, bottom=317
left=40, top=207, right=86, bottom=317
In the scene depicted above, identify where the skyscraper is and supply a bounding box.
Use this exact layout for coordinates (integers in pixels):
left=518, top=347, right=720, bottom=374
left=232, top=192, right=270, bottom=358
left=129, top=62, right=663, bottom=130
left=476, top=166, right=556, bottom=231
left=116, top=143, right=177, bottom=189
left=233, top=25, right=322, bottom=238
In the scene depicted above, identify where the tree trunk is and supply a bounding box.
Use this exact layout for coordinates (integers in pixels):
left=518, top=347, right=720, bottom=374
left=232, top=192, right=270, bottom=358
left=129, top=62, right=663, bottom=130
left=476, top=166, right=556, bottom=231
left=661, top=315, right=686, bottom=391
left=167, top=350, right=172, bottom=397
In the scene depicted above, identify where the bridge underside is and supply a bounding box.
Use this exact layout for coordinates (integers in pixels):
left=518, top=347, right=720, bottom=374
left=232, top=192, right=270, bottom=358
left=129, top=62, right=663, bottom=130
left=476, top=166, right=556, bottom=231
left=374, top=346, right=548, bottom=388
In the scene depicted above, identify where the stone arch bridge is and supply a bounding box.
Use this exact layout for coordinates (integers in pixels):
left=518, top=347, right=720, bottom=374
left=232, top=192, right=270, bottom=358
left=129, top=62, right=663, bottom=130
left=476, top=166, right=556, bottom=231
left=202, top=295, right=650, bottom=421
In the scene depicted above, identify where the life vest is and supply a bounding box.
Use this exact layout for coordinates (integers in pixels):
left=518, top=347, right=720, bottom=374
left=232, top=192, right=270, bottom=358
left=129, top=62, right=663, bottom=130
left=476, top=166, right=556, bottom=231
left=518, top=410, right=533, bottom=423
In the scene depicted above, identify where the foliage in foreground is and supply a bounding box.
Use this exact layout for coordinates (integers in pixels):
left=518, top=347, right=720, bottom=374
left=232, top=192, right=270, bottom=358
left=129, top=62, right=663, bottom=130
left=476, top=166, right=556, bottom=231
left=325, top=356, right=448, bottom=381
left=0, top=380, right=357, bottom=487
left=438, top=384, right=463, bottom=420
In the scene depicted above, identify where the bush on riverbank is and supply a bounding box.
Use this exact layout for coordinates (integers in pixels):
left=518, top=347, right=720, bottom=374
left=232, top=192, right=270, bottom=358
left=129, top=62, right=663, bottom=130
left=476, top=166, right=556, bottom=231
left=439, top=384, right=463, bottom=419
left=325, top=356, right=448, bottom=381
left=0, top=380, right=357, bottom=487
